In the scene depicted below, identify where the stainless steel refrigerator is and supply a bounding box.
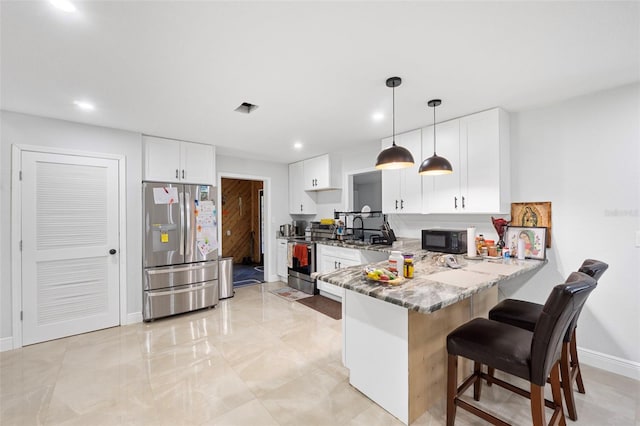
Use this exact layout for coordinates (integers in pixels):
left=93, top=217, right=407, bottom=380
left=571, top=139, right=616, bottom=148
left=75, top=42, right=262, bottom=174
left=142, top=182, right=219, bottom=321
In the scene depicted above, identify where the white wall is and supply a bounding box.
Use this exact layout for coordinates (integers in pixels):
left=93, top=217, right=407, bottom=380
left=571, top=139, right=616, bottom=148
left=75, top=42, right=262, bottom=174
left=0, top=111, right=143, bottom=340
left=216, top=154, right=289, bottom=282
left=508, top=83, right=640, bottom=369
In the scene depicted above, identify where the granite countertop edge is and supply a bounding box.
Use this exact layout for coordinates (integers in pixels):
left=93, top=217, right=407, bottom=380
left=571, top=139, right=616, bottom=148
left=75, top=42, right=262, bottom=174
left=315, top=256, right=547, bottom=314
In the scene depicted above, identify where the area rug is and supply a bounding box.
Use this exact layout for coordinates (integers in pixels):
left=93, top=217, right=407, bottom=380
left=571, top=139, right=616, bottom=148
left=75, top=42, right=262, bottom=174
left=269, top=287, right=313, bottom=302
left=233, top=263, right=265, bottom=287
left=296, top=295, right=342, bottom=320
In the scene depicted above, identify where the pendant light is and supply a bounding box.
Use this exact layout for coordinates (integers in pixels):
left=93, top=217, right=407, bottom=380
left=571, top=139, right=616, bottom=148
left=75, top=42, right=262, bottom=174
left=375, top=77, right=415, bottom=170
left=418, top=99, right=453, bottom=175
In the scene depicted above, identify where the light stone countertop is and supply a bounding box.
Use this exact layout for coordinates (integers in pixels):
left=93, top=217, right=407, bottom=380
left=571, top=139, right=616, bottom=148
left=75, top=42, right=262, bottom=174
left=313, top=245, right=546, bottom=314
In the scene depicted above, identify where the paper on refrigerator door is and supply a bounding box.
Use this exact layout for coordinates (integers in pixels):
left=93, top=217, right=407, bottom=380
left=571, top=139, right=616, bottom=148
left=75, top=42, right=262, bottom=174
left=153, top=187, right=179, bottom=204
left=196, top=200, right=218, bottom=256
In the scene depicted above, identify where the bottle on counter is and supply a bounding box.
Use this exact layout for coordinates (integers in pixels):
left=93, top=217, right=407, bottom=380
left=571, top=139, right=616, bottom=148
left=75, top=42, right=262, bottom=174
left=388, top=251, right=403, bottom=276
left=503, top=246, right=510, bottom=258
left=476, top=234, right=485, bottom=256
left=402, top=253, right=414, bottom=278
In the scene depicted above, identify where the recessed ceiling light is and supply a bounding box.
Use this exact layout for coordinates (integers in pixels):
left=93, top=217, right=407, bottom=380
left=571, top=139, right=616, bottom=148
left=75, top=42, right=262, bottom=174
left=293, top=142, right=303, bottom=149
left=73, top=100, right=95, bottom=111
left=372, top=112, right=385, bottom=122
left=50, top=0, right=77, bottom=13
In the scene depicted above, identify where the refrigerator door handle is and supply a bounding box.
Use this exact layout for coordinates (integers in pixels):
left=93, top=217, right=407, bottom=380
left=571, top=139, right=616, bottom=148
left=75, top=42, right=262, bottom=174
left=185, top=190, right=191, bottom=257
left=146, top=263, right=216, bottom=275
left=147, top=281, right=216, bottom=297
left=179, top=191, right=185, bottom=255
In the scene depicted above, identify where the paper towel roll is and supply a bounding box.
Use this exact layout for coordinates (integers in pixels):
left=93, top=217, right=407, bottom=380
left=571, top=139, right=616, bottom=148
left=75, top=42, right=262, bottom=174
left=517, top=238, right=526, bottom=260
left=467, top=227, right=476, bottom=257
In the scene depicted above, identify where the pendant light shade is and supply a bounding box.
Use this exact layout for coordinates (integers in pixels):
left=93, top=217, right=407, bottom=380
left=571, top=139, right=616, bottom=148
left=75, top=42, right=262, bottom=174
left=375, top=77, right=415, bottom=170
left=419, top=99, right=453, bottom=175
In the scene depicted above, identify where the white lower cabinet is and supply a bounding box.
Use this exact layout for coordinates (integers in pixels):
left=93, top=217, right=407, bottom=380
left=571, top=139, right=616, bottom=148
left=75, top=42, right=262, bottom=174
left=276, top=238, right=288, bottom=280
left=316, top=245, right=387, bottom=301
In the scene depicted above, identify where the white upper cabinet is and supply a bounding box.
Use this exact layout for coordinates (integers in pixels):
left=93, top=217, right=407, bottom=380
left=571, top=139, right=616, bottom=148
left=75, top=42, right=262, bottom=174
left=380, top=129, right=422, bottom=214
left=422, top=108, right=510, bottom=214
left=143, top=136, right=215, bottom=184
left=289, top=161, right=317, bottom=215
left=180, top=141, right=216, bottom=185
left=303, top=154, right=341, bottom=191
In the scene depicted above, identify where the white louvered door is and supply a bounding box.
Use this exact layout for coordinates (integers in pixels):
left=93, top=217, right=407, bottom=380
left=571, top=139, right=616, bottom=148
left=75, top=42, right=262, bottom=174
left=21, top=151, right=120, bottom=345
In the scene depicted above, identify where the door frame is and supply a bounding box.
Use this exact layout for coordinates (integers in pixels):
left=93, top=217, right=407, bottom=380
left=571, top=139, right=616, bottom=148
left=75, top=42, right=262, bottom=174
left=11, top=144, right=127, bottom=349
left=344, top=166, right=379, bottom=211
left=217, top=172, right=273, bottom=282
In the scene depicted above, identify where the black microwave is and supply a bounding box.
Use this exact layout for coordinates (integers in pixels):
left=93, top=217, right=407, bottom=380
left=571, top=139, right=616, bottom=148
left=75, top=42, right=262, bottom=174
left=422, top=229, right=467, bottom=254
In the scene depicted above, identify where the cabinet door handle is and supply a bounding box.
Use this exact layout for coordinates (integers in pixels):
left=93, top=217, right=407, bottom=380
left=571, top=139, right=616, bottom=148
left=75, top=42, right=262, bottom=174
left=334, top=261, right=337, bottom=269
left=175, top=169, right=179, bottom=179
left=454, top=196, right=458, bottom=209
left=400, top=199, right=404, bottom=210
left=182, top=170, right=185, bottom=179
left=462, top=196, right=465, bottom=209
left=395, top=200, right=399, bottom=210
left=338, top=262, right=341, bottom=268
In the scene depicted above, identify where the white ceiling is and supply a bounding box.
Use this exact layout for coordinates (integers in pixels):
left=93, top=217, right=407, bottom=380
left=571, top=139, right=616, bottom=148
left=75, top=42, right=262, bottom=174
left=2, top=1, right=638, bottom=164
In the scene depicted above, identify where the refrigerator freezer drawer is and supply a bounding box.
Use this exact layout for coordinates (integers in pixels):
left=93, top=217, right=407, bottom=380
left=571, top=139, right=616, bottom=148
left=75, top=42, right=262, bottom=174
left=143, top=280, right=219, bottom=321
left=144, top=261, right=218, bottom=291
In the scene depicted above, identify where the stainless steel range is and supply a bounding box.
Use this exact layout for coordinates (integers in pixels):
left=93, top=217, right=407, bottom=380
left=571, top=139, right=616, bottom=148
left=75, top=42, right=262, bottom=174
left=287, top=239, right=316, bottom=295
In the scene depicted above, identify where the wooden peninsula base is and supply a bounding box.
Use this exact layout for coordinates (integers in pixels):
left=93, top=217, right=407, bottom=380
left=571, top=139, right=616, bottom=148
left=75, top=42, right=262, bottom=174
left=343, top=286, right=498, bottom=425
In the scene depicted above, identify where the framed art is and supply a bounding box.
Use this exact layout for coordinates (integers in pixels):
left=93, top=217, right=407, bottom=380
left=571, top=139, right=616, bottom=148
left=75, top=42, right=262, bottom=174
left=505, top=226, right=547, bottom=260
left=511, top=201, right=552, bottom=247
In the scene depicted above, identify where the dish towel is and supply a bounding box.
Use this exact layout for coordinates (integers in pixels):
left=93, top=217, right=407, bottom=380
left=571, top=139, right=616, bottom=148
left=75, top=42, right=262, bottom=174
left=293, top=244, right=309, bottom=267
left=287, top=243, right=293, bottom=268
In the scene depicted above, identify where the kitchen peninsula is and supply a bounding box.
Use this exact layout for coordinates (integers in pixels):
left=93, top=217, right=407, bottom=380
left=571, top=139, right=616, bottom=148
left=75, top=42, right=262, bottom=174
left=315, top=244, right=545, bottom=425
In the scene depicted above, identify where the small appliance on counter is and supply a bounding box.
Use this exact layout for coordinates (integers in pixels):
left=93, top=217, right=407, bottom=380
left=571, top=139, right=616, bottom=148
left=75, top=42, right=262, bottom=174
left=280, top=221, right=307, bottom=237
left=422, top=229, right=467, bottom=254
left=291, top=220, right=307, bottom=237
left=279, top=224, right=292, bottom=237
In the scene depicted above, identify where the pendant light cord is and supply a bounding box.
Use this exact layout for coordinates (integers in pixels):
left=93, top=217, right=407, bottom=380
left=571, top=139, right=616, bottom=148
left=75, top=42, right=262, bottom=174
left=392, top=84, right=396, bottom=146
left=433, top=104, right=437, bottom=155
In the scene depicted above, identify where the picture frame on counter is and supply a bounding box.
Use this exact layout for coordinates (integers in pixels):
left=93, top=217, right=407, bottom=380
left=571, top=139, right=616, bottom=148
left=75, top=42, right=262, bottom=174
left=510, top=201, right=552, bottom=247
left=505, top=226, right=547, bottom=260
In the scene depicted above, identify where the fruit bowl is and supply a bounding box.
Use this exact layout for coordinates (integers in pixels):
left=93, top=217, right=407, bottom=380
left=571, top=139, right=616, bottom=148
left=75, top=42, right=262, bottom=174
left=363, top=266, right=403, bottom=286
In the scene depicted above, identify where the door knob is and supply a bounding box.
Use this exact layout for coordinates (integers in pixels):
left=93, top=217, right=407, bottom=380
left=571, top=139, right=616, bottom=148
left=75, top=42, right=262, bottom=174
left=109, top=249, right=117, bottom=255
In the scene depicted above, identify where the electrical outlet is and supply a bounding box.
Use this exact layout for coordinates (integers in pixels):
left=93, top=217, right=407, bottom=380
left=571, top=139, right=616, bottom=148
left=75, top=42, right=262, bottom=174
left=226, top=230, right=231, bottom=236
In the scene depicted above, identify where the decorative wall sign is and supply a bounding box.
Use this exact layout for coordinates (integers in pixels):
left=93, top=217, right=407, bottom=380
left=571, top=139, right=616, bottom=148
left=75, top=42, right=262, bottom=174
left=505, top=226, right=547, bottom=260
left=510, top=201, right=552, bottom=248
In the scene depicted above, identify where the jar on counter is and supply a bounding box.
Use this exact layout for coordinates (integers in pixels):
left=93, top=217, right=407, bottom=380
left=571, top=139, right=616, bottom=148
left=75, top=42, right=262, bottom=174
left=402, top=253, right=414, bottom=278
left=503, top=247, right=510, bottom=258
left=388, top=251, right=403, bottom=275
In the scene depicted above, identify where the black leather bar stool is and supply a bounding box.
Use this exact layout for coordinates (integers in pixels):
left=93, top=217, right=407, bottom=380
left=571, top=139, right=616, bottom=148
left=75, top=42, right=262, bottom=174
left=487, top=259, right=608, bottom=420
left=446, top=272, right=597, bottom=426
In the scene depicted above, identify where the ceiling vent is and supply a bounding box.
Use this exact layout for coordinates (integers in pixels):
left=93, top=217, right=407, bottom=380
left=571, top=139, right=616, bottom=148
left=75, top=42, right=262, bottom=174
left=234, top=102, right=259, bottom=114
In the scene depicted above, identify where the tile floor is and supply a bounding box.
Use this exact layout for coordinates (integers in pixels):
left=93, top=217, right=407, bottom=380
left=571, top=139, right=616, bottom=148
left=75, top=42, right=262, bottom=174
left=1, top=281, right=638, bottom=425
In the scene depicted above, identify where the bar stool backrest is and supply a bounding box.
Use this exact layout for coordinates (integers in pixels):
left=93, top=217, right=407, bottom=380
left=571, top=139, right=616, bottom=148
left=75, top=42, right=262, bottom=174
left=578, top=259, right=609, bottom=282
left=530, top=272, right=597, bottom=386
left=561, top=259, right=609, bottom=342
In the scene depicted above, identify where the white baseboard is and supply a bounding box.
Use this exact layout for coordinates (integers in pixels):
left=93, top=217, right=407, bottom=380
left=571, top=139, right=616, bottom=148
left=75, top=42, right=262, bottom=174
left=0, top=336, right=14, bottom=352
left=578, top=346, right=640, bottom=381
left=126, top=312, right=143, bottom=325
left=268, top=274, right=283, bottom=283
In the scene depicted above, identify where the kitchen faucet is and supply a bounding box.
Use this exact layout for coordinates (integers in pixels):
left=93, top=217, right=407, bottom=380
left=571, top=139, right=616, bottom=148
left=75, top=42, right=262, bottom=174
left=352, top=215, right=365, bottom=241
